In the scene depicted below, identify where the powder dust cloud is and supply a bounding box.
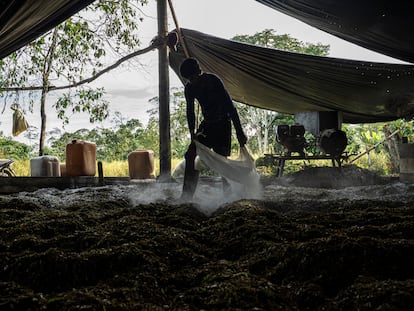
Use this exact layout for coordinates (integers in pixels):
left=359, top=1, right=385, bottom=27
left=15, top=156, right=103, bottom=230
left=127, top=177, right=263, bottom=216
left=4, top=165, right=413, bottom=216
left=3, top=174, right=413, bottom=217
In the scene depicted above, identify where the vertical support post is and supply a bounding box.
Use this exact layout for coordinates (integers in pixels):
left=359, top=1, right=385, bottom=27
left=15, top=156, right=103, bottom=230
left=157, top=0, right=171, bottom=181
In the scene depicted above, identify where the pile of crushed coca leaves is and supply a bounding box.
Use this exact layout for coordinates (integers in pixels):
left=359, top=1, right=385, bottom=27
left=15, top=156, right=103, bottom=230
left=1, top=167, right=414, bottom=310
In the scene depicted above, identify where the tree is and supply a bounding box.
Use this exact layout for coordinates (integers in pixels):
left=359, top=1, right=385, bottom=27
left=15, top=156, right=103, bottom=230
left=169, top=88, right=195, bottom=157
left=48, top=114, right=145, bottom=162
left=231, top=29, right=330, bottom=154
left=232, top=29, right=330, bottom=55
left=0, top=136, right=33, bottom=159
left=0, top=0, right=149, bottom=156
left=354, top=124, right=384, bottom=167
left=98, top=118, right=145, bottom=161
left=142, top=89, right=192, bottom=159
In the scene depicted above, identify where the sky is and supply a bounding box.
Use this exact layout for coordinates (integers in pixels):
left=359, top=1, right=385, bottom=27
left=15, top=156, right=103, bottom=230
left=1, top=0, right=404, bottom=144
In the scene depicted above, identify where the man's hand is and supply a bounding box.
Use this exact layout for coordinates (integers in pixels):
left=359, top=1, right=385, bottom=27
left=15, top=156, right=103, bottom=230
left=237, top=132, right=247, bottom=147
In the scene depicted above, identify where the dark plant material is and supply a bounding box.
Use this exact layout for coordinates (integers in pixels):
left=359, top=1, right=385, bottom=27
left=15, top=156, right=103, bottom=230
left=1, top=192, right=413, bottom=310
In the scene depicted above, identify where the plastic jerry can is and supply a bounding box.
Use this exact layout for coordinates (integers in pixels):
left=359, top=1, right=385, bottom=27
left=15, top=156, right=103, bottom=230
left=60, top=163, right=67, bottom=177
left=66, top=140, right=96, bottom=176
left=30, top=156, right=61, bottom=177
left=128, top=150, right=155, bottom=179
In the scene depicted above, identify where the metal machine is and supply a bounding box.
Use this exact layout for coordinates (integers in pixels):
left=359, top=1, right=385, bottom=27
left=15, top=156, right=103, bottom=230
left=267, top=111, right=349, bottom=176
left=318, top=128, right=348, bottom=157
left=275, top=124, right=306, bottom=156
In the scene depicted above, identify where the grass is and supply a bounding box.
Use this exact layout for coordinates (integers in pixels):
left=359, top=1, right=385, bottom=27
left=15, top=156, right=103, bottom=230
left=11, top=158, right=184, bottom=177
left=9, top=152, right=394, bottom=178
left=12, top=160, right=30, bottom=176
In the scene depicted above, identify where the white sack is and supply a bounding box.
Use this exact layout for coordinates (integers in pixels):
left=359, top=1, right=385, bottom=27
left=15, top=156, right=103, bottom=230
left=194, top=140, right=260, bottom=187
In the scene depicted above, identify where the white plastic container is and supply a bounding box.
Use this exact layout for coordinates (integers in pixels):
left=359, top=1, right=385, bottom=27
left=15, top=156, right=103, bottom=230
left=30, top=156, right=61, bottom=177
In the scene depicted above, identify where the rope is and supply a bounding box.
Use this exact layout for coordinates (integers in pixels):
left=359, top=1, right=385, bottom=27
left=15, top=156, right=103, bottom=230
left=167, top=0, right=190, bottom=58
left=167, top=0, right=200, bottom=128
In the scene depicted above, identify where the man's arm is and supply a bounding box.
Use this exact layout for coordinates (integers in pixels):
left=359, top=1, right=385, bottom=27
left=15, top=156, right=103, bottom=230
left=217, top=78, right=247, bottom=146
left=228, top=104, right=247, bottom=146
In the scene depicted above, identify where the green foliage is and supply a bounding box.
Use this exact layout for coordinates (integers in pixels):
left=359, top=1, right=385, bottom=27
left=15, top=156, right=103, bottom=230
left=351, top=152, right=391, bottom=175
left=145, top=90, right=194, bottom=160
left=140, top=98, right=161, bottom=156
left=388, top=119, right=414, bottom=142
left=170, top=88, right=193, bottom=157
left=55, top=88, right=109, bottom=125
left=342, top=120, right=413, bottom=155
left=48, top=116, right=146, bottom=162
left=12, top=160, right=30, bottom=176
left=341, top=124, right=359, bottom=154
left=303, top=132, right=319, bottom=155
left=0, top=137, right=32, bottom=159
left=232, top=29, right=330, bottom=56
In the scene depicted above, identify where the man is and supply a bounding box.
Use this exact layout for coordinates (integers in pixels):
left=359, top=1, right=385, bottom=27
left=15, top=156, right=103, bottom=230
left=179, top=57, right=247, bottom=199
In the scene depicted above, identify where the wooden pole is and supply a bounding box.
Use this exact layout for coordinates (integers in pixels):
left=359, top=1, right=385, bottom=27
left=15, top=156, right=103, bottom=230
left=157, top=0, right=171, bottom=180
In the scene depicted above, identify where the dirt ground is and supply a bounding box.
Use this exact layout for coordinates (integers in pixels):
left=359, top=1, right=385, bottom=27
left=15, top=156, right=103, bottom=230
left=0, top=165, right=413, bottom=310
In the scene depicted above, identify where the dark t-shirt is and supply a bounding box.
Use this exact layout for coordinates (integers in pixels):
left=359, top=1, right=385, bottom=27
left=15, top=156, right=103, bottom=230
left=184, top=72, right=232, bottom=123
left=184, top=72, right=244, bottom=156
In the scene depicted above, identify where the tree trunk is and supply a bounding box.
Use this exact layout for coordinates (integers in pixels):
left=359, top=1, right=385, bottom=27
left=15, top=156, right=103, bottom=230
left=263, top=111, right=272, bottom=154
left=257, top=129, right=263, bottom=154
left=366, top=148, right=372, bottom=167
left=39, top=89, right=47, bottom=156
left=38, top=27, right=58, bottom=156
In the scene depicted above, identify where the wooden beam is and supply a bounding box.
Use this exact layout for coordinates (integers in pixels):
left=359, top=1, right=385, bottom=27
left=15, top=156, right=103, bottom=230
left=157, top=0, right=171, bottom=180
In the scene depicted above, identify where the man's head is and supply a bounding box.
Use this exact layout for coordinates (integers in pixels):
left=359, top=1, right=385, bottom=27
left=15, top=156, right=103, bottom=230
left=180, top=58, right=201, bottom=80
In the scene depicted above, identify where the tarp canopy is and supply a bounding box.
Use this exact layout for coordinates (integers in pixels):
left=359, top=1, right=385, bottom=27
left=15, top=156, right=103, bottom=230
left=0, top=0, right=95, bottom=59
left=169, top=28, right=414, bottom=124
left=256, top=0, right=414, bottom=64
left=2, top=1, right=414, bottom=124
